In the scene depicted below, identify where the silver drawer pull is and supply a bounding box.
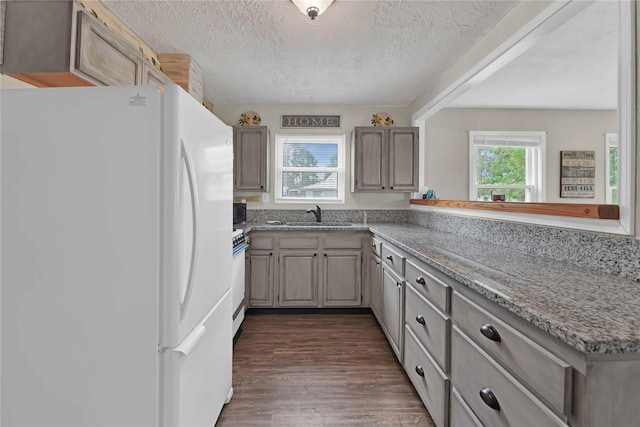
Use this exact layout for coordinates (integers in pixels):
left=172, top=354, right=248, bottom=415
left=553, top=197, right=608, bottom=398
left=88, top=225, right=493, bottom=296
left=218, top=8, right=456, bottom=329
left=479, top=387, right=500, bottom=411
left=416, top=315, right=426, bottom=325
left=480, top=324, right=501, bottom=342
left=416, top=276, right=426, bottom=285
left=415, top=365, right=425, bottom=377
left=386, top=255, right=393, bottom=261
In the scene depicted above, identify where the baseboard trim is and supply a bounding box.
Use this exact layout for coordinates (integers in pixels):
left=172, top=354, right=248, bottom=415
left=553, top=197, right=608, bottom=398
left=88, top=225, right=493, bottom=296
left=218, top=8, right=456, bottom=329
left=246, top=307, right=373, bottom=315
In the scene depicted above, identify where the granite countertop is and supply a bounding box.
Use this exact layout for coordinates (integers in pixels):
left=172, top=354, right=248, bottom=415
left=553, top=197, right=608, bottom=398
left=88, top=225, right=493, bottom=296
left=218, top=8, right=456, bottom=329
left=246, top=222, right=640, bottom=355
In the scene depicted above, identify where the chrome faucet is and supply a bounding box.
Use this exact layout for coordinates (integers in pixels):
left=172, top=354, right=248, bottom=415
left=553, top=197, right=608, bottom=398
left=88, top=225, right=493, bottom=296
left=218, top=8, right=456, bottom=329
left=306, top=205, right=321, bottom=222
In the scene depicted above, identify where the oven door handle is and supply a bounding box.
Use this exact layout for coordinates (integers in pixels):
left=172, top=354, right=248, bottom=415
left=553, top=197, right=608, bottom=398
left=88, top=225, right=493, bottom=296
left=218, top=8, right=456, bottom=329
left=232, top=242, right=249, bottom=256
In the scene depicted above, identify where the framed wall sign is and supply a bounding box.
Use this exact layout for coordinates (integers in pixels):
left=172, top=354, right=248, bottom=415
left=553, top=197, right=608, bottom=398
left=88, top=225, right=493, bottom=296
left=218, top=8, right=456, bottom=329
left=281, top=115, right=341, bottom=128
left=560, top=150, right=595, bottom=198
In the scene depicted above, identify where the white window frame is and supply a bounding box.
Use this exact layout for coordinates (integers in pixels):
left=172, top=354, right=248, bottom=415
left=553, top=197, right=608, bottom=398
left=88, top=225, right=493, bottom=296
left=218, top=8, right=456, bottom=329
left=605, top=133, right=618, bottom=204
left=469, top=131, right=546, bottom=202
left=275, top=134, right=346, bottom=203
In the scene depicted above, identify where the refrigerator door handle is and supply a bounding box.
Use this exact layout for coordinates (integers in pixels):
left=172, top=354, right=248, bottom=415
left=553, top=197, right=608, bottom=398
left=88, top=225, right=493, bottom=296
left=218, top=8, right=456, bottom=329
left=180, top=139, right=199, bottom=319
left=169, top=325, right=206, bottom=356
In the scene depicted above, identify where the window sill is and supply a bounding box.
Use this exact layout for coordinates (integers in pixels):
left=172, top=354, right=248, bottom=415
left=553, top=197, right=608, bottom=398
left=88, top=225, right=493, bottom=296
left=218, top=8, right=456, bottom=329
left=409, top=199, right=619, bottom=220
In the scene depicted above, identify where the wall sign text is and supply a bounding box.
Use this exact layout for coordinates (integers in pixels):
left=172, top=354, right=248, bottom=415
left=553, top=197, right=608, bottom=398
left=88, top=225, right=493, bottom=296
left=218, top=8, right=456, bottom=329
left=281, top=115, right=341, bottom=128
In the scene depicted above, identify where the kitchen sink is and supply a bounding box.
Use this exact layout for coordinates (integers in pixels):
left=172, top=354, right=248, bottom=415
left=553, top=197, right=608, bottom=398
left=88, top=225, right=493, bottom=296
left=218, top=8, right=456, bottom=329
left=288, top=222, right=353, bottom=227
left=266, top=221, right=353, bottom=227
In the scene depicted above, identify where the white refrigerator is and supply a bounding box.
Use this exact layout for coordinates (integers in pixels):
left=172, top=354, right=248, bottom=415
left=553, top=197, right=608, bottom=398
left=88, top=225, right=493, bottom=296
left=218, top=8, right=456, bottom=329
left=1, top=85, right=234, bottom=426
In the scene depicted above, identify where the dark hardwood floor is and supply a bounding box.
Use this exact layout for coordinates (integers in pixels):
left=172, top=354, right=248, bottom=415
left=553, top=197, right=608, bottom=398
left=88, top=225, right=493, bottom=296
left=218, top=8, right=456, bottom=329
left=216, top=312, right=435, bottom=426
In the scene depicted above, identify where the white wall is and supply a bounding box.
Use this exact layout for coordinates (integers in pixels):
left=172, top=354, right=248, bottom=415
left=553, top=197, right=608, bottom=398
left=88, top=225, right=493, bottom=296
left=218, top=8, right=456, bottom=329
left=425, top=108, right=617, bottom=203
left=214, top=104, right=413, bottom=210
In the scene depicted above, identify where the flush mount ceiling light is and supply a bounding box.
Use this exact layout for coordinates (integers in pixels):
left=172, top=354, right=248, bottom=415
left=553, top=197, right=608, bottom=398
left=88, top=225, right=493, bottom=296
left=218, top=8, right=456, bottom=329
left=291, top=0, right=334, bottom=20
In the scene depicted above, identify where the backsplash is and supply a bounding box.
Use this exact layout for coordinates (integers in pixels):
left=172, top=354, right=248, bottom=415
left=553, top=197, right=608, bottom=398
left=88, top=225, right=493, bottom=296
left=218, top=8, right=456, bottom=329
left=408, top=210, right=640, bottom=283
left=247, top=209, right=408, bottom=224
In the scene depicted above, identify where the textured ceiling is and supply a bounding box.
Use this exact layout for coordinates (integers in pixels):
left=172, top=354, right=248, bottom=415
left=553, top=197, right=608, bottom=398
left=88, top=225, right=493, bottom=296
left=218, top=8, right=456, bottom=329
left=103, top=0, right=518, bottom=106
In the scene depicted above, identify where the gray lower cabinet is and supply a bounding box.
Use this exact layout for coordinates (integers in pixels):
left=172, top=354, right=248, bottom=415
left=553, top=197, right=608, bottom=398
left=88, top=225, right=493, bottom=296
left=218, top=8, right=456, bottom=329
left=451, top=325, right=567, bottom=427
left=450, top=387, right=483, bottom=427
left=351, top=127, right=419, bottom=192
left=279, top=250, right=318, bottom=307
left=2, top=1, right=144, bottom=87
left=370, top=237, right=406, bottom=363
left=369, top=252, right=382, bottom=322
left=247, top=232, right=365, bottom=309
left=322, top=250, right=362, bottom=307
left=369, top=237, right=383, bottom=322
left=248, top=234, right=276, bottom=307
left=404, top=326, right=450, bottom=427
left=381, top=262, right=404, bottom=361
left=248, top=250, right=275, bottom=307
left=233, top=126, right=269, bottom=192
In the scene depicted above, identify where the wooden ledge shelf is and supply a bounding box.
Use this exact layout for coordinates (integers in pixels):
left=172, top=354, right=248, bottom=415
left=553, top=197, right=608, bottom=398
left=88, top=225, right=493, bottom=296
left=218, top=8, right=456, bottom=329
left=410, top=199, right=620, bottom=220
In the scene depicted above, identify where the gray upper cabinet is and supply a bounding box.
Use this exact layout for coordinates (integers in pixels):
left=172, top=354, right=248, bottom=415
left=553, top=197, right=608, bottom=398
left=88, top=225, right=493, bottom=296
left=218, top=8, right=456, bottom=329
left=1, top=1, right=144, bottom=87
left=141, top=62, right=172, bottom=89
left=388, top=128, right=420, bottom=191
left=352, top=127, right=419, bottom=192
left=233, top=126, right=269, bottom=192
left=352, top=128, right=387, bottom=191
left=75, top=10, right=142, bottom=86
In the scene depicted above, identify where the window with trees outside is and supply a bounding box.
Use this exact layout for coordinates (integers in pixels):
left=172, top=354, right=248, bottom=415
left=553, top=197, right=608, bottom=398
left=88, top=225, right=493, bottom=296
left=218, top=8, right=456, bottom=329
left=469, top=131, right=546, bottom=202
left=275, top=134, right=345, bottom=203
left=605, top=133, right=618, bottom=204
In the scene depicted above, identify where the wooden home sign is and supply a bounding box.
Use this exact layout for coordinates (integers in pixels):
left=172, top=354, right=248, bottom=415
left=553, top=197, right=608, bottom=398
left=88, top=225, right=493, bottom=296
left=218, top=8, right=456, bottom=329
left=560, top=150, right=595, bottom=198
left=281, top=115, right=341, bottom=128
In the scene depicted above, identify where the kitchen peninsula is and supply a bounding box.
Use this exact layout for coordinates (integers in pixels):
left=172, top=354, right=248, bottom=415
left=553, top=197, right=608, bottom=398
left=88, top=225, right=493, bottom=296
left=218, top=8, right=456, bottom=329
left=245, top=220, right=640, bottom=427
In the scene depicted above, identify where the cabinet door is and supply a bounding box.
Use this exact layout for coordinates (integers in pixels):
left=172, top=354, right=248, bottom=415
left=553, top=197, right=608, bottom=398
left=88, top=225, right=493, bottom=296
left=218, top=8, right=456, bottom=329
left=234, top=126, right=268, bottom=191
left=388, top=128, right=419, bottom=191
left=75, top=10, right=142, bottom=86
left=381, top=263, right=404, bottom=361
left=279, top=250, right=318, bottom=307
left=249, top=250, right=275, bottom=307
left=353, top=127, right=387, bottom=191
left=322, top=249, right=362, bottom=307
left=369, top=253, right=383, bottom=322
left=141, top=62, right=172, bottom=88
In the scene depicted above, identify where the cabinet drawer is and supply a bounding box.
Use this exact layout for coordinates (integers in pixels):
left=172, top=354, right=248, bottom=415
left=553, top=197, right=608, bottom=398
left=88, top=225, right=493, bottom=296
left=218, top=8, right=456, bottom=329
left=381, top=243, right=404, bottom=276
left=324, top=235, right=362, bottom=249
left=452, top=292, right=571, bottom=416
left=405, top=259, right=449, bottom=313
left=279, top=236, right=319, bottom=249
left=450, top=387, right=483, bottom=427
left=250, top=235, right=274, bottom=250
left=371, top=237, right=382, bottom=257
left=405, top=284, right=449, bottom=372
left=451, top=326, right=567, bottom=427
left=404, top=326, right=449, bottom=427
